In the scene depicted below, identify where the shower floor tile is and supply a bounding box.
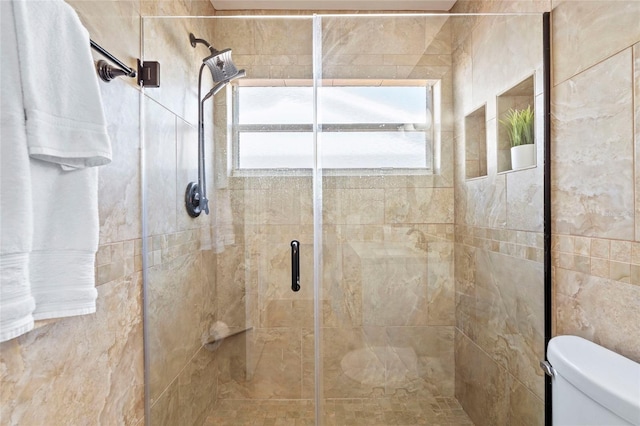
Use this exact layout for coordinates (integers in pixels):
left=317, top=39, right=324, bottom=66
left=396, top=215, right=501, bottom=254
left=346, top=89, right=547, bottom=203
left=204, top=396, right=474, bottom=425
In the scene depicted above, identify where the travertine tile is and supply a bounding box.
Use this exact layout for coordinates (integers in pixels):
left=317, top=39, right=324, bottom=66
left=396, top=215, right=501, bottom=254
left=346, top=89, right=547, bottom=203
left=556, top=268, right=640, bottom=362
left=178, top=347, right=218, bottom=425
left=144, top=98, right=177, bottom=237
left=324, top=189, right=385, bottom=225
left=507, top=374, right=544, bottom=426
left=471, top=14, right=542, bottom=108
left=552, top=1, right=640, bottom=85
left=552, top=49, right=634, bottom=239
left=147, top=252, right=206, bottom=402
left=385, top=188, right=454, bottom=224
left=97, top=79, right=141, bottom=244
left=455, top=331, right=509, bottom=426
left=427, top=242, right=456, bottom=325
left=0, top=274, right=143, bottom=425
left=218, top=328, right=302, bottom=399
left=473, top=250, right=544, bottom=399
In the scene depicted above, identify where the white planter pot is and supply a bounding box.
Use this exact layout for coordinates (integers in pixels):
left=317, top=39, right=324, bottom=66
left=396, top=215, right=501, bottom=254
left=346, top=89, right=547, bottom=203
left=510, top=144, right=535, bottom=170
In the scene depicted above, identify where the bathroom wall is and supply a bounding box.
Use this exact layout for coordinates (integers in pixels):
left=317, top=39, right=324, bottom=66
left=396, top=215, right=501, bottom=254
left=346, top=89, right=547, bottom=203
left=211, top=13, right=458, bottom=402
left=0, top=1, right=218, bottom=425
left=452, top=1, right=640, bottom=425
left=450, top=7, right=547, bottom=426
left=550, top=1, right=640, bottom=362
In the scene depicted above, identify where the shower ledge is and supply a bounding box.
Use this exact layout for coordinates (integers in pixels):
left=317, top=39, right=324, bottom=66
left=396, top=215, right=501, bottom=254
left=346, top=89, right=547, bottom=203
left=203, top=326, right=253, bottom=351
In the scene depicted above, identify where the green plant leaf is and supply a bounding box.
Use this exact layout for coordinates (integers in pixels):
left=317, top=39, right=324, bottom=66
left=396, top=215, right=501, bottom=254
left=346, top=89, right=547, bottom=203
left=499, top=105, right=534, bottom=147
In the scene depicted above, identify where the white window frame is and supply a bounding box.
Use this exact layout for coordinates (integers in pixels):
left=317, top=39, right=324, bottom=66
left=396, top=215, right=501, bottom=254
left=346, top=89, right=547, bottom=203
left=228, top=80, right=441, bottom=176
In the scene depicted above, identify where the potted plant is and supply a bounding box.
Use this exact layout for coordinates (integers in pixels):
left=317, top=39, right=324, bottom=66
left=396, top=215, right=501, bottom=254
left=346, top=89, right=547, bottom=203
left=501, top=105, right=535, bottom=169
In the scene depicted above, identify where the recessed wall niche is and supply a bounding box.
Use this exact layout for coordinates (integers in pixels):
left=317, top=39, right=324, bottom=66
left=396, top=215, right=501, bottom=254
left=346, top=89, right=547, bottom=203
left=497, top=74, right=535, bottom=173
left=464, top=104, right=487, bottom=180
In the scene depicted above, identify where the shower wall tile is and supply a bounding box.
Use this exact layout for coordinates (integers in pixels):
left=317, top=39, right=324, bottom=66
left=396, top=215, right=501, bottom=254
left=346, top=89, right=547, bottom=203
left=0, top=273, right=144, bottom=425
left=177, top=347, right=218, bottom=426
left=2, top=3, right=223, bottom=426
left=471, top=14, right=543, bottom=109
left=216, top=244, right=251, bottom=329
left=322, top=17, right=427, bottom=57
left=97, top=79, right=141, bottom=244
left=552, top=49, right=634, bottom=239
left=453, top=11, right=545, bottom=424
left=218, top=328, right=302, bottom=399
left=505, top=94, right=545, bottom=233
left=456, top=174, right=507, bottom=229
left=507, top=375, right=544, bottom=426
left=140, top=1, right=215, bottom=16
left=555, top=268, right=640, bottom=362
left=70, top=0, right=141, bottom=90
left=552, top=1, right=640, bottom=85
left=386, top=326, right=455, bottom=397
left=143, top=17, right=217, bottom=124
left=455, top=327, right=542, bottom=426
left=324, top=188, right=385, bottom=225
left=455, top=331, right=509, bottom=426
left=427, top=242, right=455, bottom=325
left=360, top=245, right=429, bottom=326
left=150, top=377, right=180, bottom=426
left=211, top=12, right=457, bottom=408
left=241, top=188, right=304, bottom=225
left=385, top=188, right=454, bottom=224
left=145, top=98, right=178, bottom=237
left=147, top=251, right=207, bottom=403
left=255, top=19, right=313, bottom=56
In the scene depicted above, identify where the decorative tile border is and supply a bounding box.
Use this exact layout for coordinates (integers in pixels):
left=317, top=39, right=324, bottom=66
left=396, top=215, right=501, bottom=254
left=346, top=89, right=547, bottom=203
left=552, top=235, right=640, bottom=286
left=455, top=225, right=544, bottom=263
left=96, top=239, right=142, bottom=286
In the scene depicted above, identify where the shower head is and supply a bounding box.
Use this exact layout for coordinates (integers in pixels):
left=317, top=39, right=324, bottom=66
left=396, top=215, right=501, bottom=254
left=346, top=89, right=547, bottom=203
left=186, top=33, right=247, bottom=219
left=189, top=32, right=245, bottom=85
left=202, top=49, right=245, bottom=85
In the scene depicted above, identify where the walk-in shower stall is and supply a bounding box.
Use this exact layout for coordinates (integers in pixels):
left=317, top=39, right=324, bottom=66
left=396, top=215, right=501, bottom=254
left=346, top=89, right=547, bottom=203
left=141, top=12, right=547, bottom=425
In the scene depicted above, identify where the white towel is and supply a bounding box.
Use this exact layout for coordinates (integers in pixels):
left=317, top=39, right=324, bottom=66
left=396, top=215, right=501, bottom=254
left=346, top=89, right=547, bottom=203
left=0, top=0, right=111, bottom=340
left=12, top=0, right=111, bottom=170
left=0, top=0, right=36, bottom=342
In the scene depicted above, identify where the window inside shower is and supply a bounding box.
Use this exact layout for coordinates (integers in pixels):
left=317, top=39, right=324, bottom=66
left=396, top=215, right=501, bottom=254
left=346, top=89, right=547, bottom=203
left=230, top=80, right=437, bottom=172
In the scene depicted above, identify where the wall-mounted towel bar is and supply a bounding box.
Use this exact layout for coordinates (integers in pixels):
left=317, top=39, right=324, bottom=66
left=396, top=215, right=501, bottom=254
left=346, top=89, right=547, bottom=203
left=90, top=39, right=160, bottom=87
left=90, top=39, right=136, bottom=82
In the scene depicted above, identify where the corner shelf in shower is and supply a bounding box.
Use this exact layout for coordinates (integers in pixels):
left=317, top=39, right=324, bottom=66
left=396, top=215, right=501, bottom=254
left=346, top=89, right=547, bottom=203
left=203, top=326, right=253, bottom=350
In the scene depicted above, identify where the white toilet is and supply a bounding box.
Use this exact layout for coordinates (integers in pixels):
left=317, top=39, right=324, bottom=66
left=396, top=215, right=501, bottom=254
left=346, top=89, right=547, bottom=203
left=547, top=335, right=640, bottom=426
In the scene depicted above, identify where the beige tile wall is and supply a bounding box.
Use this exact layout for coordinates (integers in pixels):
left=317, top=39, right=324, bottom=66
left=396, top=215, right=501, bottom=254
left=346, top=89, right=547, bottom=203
left=0, top=2, right=219, bottom=425
left=211, top=14, right=458, bottom=403
left=4, top=3, right=636, bottom=425
left=451, top=6, right=547, bottom=426
left=551, top=0, right=640, bottom=363
left=453, top=2, right=640, bottom=426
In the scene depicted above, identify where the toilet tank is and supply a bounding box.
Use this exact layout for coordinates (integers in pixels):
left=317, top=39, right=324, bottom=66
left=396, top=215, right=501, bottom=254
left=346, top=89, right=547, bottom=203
left=547, top=335, right=640, bottom=426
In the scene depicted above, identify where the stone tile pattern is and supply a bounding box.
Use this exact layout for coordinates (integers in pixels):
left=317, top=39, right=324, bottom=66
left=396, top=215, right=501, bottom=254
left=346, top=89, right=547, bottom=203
left=0, top=2, right=218, bottom=426
left=211, top=13, right=460, bottom=417
left=450, top=7, right=547, bottom=426
left=142, top=14, right=223, bottom=426
left=550, top=0, right=640, bottom=366
left=451, top=2, right=640, bottom=426
left=204, top=396, right=473, bottom=426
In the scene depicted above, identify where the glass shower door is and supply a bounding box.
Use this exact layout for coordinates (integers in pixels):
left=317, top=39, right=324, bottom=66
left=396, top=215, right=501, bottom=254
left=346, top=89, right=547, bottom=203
left=142, top=15, right=319, bottom=424
left=141, top=12, right=547, bottom=425
left=315, top=14, right=462, bottom=425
